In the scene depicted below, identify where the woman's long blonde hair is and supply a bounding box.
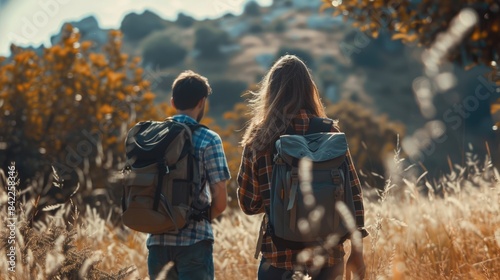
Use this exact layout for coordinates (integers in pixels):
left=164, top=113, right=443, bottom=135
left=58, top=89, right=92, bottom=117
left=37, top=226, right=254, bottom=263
left=241, top=55, right=326, bottom=151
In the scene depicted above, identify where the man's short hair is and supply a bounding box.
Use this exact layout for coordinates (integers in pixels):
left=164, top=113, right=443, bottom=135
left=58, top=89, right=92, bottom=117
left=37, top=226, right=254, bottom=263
left=172, top=70, right=212, bottom=110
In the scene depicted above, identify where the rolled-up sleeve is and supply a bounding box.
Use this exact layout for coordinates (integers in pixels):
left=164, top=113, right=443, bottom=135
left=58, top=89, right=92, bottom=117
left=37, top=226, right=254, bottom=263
left=237, top=147, right=264, bottom=215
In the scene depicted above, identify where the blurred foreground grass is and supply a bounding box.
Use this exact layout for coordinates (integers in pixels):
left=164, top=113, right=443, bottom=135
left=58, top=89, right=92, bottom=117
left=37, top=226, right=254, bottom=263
left=1, top=157, right=499, bottom=279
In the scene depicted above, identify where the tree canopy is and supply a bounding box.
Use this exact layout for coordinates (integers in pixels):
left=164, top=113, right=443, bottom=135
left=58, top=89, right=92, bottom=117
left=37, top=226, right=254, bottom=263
left=321, top=0, right=499, bottom=71
left=120, top=10, right=165, bottom=40
left=321, top=0, right=500, bottom=159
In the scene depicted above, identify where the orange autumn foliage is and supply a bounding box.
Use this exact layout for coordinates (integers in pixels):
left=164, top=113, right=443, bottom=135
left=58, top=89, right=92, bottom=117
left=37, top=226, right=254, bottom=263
left=0, top=24, right=170, bottom=211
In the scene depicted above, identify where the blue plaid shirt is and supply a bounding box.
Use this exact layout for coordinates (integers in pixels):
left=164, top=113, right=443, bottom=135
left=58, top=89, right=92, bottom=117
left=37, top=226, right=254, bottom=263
left=147, top=114, right=231, bottom=247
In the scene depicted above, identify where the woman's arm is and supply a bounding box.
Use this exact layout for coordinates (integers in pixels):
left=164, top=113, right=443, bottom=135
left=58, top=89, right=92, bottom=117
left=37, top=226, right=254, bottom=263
left=237, top=147, right=265, bottom=215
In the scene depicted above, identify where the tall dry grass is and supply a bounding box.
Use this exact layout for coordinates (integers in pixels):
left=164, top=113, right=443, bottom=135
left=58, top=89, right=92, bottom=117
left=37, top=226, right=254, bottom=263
left=1, top=151, right=499, bottom=279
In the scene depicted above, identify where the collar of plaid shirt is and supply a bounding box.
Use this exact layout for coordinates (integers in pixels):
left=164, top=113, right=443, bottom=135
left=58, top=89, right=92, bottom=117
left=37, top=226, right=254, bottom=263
left=237, top=109, right=367, bottom=270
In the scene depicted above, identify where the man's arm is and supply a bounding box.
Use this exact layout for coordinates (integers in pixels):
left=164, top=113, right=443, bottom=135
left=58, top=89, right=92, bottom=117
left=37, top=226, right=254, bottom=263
left=203, top=133, right=231, bottom=220
left=209, top=180, right=227, bottom=220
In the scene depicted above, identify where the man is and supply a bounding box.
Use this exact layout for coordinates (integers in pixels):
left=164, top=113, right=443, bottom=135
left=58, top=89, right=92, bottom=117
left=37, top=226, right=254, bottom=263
left=147, top=70, right=230, bottom=280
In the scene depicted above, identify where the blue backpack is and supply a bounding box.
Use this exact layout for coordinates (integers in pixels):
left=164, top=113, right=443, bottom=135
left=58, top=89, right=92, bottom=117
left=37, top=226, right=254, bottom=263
left=267, top=117, right=356, bottom=249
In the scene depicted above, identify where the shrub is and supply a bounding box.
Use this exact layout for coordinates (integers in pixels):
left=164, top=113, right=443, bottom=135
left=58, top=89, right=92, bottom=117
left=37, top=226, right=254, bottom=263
left=142, top=32, right=187, bottom=68
left=209, top=79, right=248, bottom=113
left=194, top=25, right=230, bottom=59
left=272, top=19, right=287, bottom=33
left=249, top=22, right=264, bottom=34
left=244, top=1, right=261, bottom=17
left=325, top=99, right=406, bottom=188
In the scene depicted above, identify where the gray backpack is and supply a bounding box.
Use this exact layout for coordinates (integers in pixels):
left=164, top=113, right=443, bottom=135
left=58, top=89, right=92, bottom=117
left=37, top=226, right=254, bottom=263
left=268, top=117, right=356, bottom=249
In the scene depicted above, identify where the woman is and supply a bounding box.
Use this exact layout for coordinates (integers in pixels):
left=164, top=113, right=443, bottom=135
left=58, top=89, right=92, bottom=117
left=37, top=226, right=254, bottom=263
left=237, top=55, right=367, bottom=280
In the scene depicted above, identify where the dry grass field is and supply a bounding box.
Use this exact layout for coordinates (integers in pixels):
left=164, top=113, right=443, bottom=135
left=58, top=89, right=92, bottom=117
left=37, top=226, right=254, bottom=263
left=1, top=155, right=499, bottom=279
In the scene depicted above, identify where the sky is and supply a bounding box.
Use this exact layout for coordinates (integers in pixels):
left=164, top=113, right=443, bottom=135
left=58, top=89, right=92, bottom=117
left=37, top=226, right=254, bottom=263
left=0, top=0, right=272, bottom=56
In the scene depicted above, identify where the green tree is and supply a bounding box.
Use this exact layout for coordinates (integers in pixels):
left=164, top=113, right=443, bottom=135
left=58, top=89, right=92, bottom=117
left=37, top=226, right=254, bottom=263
left=244, top=1, right=261, bottom=17
left=120, top=10, right=165, bottom=40
left=176, top=12, right=195, bottom=28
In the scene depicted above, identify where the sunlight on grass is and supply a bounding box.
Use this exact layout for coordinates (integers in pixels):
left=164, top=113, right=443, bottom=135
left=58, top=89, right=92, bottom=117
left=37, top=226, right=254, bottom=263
left=1, top=153, right=499, bottom=279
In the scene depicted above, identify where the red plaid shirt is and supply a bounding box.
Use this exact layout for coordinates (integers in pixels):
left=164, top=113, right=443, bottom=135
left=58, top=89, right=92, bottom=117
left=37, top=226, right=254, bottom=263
left=237, top=110, right=367, bottom=270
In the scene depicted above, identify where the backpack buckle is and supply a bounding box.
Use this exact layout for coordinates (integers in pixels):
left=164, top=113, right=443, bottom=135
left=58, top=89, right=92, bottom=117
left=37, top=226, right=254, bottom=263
left=190, top=206, right=210, bottom=222
left=157, top=161, right=169, bottom=174
left=273, top=154, right=284, bottom=165
left=331, top=169, right=342, bottom=185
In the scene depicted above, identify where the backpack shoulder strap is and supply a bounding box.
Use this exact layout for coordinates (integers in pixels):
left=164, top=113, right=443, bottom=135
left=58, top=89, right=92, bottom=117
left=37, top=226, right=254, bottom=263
left=180, top=122, right=211, bottom=218
left=285, top=124, right=296, bottom=135
left=306, top=117, right=333, bottom=134
left=163, top=117, right=208, bottom=131
left=187, top=123, right=208, bottom=132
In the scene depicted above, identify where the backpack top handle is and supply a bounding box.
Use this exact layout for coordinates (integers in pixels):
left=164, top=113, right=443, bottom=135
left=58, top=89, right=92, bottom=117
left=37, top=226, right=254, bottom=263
left=285, top=117, right=333, bottom=135
left=306, top=117, right=333, bottom=134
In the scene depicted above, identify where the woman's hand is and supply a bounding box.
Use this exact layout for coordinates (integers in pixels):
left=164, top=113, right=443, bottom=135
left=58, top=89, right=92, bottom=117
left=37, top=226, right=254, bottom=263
left=346, top=244, right=365, bottom=280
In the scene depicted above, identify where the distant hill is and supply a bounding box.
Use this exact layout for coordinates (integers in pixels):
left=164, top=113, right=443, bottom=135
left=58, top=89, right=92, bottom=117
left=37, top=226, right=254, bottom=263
left=43, top=2, right=411, bottom=119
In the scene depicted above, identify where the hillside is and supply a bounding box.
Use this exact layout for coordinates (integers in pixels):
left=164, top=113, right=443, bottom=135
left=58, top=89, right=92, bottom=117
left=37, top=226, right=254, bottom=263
left=46, top=2, right=395, bottom=115
left=3, top=0, right=498, bottom=177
